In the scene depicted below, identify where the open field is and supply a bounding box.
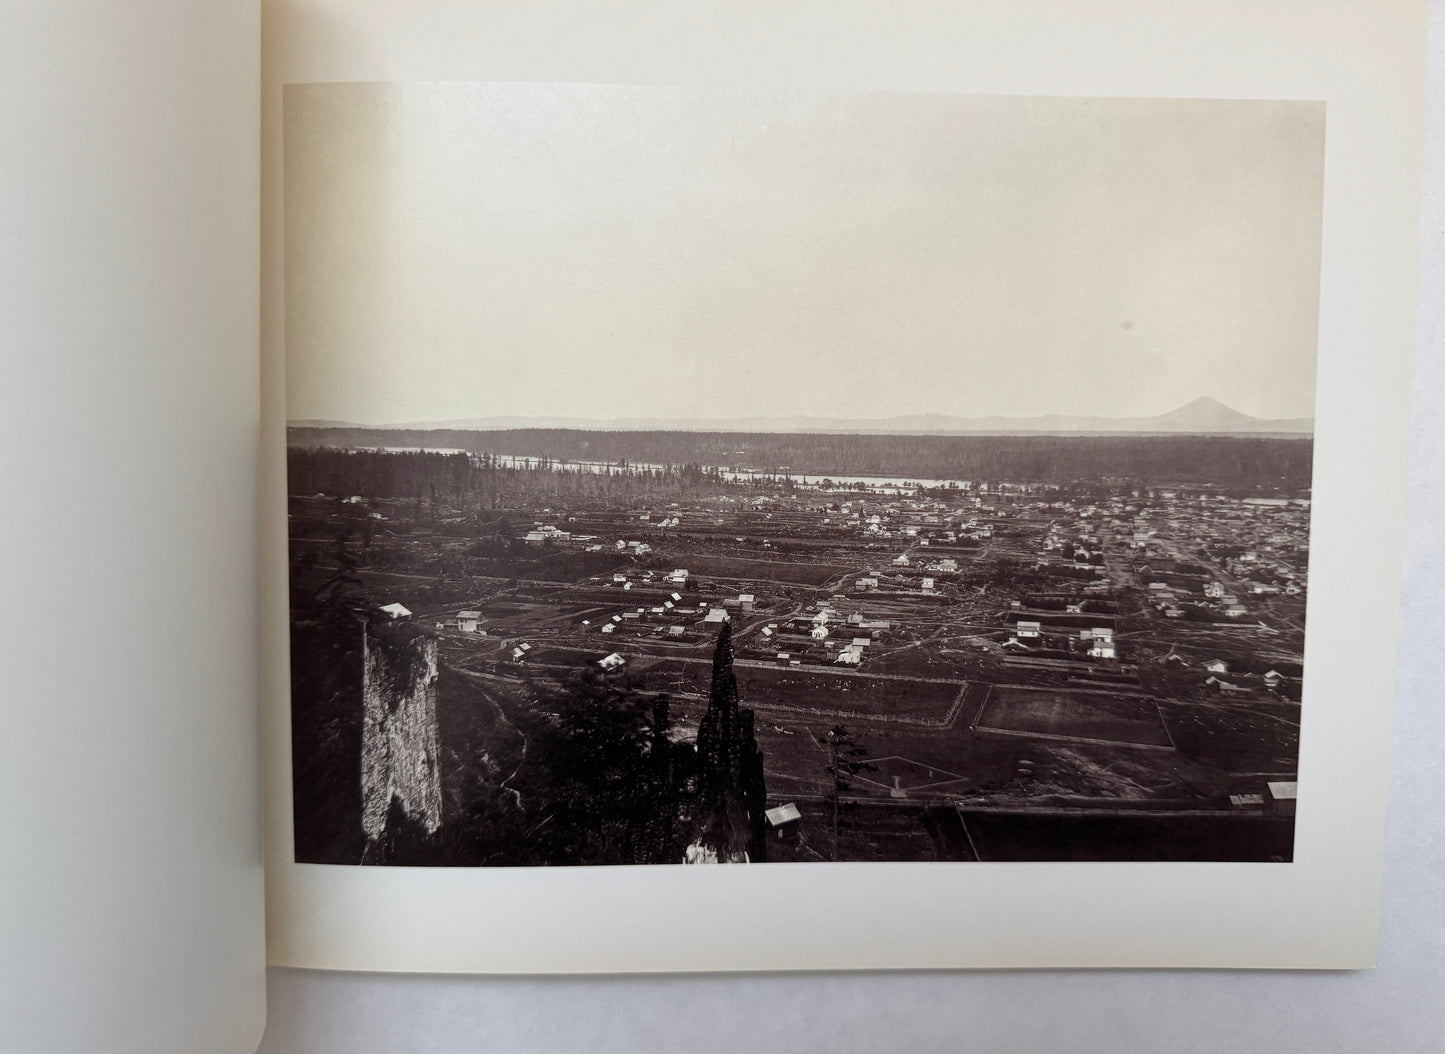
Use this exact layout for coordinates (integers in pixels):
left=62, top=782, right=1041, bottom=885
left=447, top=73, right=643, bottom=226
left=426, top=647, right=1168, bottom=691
left=642, top=658, right=965, bottom=724
left=676, top=554, right=853, bottom=586
left=973, top=686, right=1175, bottom=749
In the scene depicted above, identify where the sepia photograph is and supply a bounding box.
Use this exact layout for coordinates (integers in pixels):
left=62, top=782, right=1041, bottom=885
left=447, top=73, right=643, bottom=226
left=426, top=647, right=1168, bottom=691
left=284, top=82, right=1323, bottom=867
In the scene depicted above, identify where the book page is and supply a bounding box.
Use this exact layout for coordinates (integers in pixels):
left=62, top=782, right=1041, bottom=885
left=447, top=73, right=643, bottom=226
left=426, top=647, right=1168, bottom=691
left=0, top=1, right=266, bottom=1051
left=262, top=0, right=1424, bottom=972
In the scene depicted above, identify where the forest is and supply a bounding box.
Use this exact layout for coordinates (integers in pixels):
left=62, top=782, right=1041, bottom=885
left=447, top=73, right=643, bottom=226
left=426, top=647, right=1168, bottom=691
left=289, top=426, right=1315, bottom=492
left=286, top=446, right=736, bottom=507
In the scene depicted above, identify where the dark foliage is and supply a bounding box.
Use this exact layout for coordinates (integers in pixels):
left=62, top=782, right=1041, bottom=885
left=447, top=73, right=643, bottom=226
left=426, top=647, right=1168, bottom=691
left=290, top=426, right=1314, bottom=491
left=528, top=670, right=688, bottom=866
left=694, top=623, right=769, bottom=861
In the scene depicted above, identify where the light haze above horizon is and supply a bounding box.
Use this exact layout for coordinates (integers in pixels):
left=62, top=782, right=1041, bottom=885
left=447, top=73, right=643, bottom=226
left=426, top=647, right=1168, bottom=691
left=284, top=84, right=1325, bottom=426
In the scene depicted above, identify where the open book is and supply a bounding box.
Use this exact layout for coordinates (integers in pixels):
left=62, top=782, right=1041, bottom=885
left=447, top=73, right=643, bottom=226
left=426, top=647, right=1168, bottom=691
left=4, top=2, right=1427, bottom=1051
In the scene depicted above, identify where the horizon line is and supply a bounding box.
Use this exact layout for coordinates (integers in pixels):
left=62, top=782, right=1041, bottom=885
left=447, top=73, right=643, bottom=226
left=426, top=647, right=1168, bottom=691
left=286, top=396, right=1315, bottom=434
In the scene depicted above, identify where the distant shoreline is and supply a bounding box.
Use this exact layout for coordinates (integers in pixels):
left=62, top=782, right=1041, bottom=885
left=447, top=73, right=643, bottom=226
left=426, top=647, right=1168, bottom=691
left=288, top=395, right=1313, bottom=438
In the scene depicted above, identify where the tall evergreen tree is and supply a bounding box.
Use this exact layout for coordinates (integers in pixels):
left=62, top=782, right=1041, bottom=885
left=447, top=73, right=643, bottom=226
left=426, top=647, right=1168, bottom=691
left=694, top=623, right=767, bottom=862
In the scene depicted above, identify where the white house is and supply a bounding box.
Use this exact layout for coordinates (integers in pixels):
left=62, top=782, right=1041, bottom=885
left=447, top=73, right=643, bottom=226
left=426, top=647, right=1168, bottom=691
left=765, top=802, right=802, bottom=827
left=378, top=602, right=412, bottom=620
left=1266, top=781, right=1298, bottom=816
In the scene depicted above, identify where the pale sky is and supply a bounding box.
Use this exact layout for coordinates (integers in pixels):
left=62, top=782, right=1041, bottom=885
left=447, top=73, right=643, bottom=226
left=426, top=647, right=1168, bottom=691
left=284, top=83, right=1325, bottom=424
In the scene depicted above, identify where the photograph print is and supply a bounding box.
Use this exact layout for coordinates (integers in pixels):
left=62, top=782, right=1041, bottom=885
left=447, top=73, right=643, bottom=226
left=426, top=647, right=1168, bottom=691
left=284, top=83, right=1321, bottom=867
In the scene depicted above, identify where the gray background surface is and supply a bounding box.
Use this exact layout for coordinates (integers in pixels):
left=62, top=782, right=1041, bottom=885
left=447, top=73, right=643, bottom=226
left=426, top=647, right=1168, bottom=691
left=256, top=7, right=1445, bottom=1050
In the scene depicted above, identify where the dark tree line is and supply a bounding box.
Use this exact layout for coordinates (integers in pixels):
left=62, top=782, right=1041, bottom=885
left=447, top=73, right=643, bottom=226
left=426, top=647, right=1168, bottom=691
left=287, top=446, right=736, bottom=508
left=291, top=426, right=1314, bottom=491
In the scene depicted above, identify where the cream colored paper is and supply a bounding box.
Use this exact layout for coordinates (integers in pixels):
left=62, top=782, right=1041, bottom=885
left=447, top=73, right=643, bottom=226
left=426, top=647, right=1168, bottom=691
left=1, top=2, right=266, bottom=1051
left=261, top=0, right=1424, bottom=972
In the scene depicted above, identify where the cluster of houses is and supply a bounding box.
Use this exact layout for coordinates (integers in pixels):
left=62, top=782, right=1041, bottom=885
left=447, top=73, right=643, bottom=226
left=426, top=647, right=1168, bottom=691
left=521, top=523, right=575, bottom=545
left=836, top=497, right=1002, bottom=546
left=1128, top=499, right=1309, bottom=604
left=1040, top=524, right=1107, bottom=573
left=855, top=561, right=946, bottom=595
left=1143, top=571, right=1301, bottom=621
left=1032, top=490, right=1308, bottom=608
left=608, top=567, right=690, bottom=591
left=583, top=589, right=696, bottom=638
left=1033, top=496, right=1305, bottom=624
left=751, top=602, right=892, bottom=668
left=578, top=580, right=763, bottom=641
left=1184, top=655, right=1301, bottom=697
left=611, top=538, right=653, bottom=557
left=1003, top=616, right=1117, bottom=661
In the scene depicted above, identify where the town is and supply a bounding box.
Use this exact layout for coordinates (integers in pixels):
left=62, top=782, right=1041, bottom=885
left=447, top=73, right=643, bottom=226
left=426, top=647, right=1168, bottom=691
left=288, top=431, right=1308, bottom=866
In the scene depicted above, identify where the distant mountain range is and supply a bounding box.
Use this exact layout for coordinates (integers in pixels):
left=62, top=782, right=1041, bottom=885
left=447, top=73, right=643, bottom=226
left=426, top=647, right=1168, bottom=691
left=293, top=397, right=1312, bottom=436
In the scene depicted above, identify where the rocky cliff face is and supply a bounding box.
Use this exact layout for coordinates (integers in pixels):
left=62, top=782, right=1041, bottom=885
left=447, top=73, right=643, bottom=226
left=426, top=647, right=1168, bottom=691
left=360, top=622, right=443, bottom=841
